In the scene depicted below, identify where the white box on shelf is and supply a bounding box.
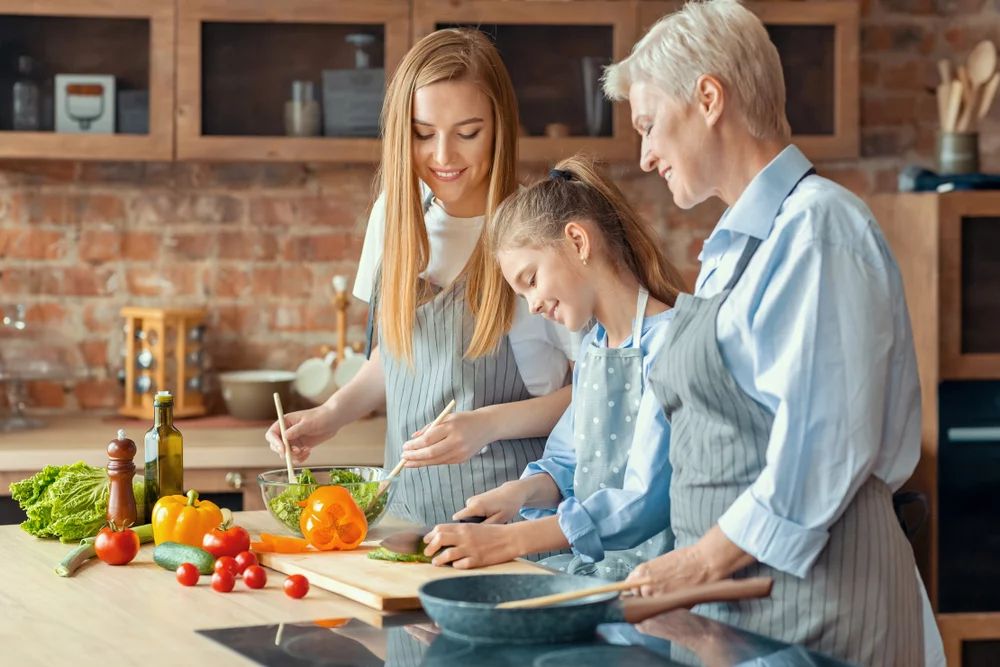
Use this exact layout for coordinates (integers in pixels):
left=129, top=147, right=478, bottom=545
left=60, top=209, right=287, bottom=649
left=55, top=74, right=116, bottom=134
left=321, top=68, right=384, bottom=138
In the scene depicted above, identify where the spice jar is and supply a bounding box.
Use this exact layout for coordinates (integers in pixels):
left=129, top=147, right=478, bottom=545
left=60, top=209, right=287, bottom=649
left=284, top=81, right=321, bottom=137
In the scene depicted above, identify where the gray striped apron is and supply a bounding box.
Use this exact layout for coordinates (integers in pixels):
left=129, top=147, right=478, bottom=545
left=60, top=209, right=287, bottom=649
left=538, top=288, right=674, bottom=581
left=647, top=171, right=924, bottom=666
left=364, top=195, right=554, bottom=538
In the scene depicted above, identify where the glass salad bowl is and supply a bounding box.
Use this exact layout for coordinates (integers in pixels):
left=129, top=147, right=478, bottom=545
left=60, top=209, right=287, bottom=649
left=258, top=466, right=397, bottom=536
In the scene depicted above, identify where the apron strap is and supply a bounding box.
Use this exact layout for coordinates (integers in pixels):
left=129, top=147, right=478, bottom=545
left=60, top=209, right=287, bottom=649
left=722, top=167, right=817, bottom=293
left=631, top=287, right=649, bottom=349
left=364, top=191, right=437, bottom=360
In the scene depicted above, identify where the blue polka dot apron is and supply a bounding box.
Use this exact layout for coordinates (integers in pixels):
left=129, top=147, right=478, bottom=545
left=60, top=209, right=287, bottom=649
left=539, top=288, right=674, bottom=581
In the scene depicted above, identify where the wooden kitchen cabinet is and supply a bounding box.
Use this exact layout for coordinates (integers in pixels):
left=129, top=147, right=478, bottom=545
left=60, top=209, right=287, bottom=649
left=413, top=0, right=640, bottom=163
left=639, top=0, right=859, bottom=161
left=175, top=0, right=410, bottom=162
left=0, top=0, right=175, bottom=161
left=873, top=192, right=1000, bottom=666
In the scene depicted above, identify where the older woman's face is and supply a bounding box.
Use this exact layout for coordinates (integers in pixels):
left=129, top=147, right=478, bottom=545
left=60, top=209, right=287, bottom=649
left=630, top=82, right=712, bottom=210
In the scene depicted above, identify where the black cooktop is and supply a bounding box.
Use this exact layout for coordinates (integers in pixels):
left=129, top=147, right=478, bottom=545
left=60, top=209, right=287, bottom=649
left=196, top=611, right=856, bottom=667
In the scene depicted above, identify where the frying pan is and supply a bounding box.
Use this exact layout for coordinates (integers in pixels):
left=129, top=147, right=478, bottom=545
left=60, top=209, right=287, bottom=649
left=417, top=573, right=773, bottom=645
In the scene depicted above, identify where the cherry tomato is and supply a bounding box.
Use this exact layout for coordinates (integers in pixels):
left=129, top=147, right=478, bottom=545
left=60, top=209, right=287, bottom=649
left=202, top=519, right=252, bottom=559
left=283, top=574, right=309, bottom=599
left=234, top=551, right=258, bottom=574
left=211, top=570, right=236, bottom=593
left=243, top=565, right=267, bottom=589
left=175, top=562, right=200, bottom=587
left=214, top=556, right=239, bottom=577
left=94, top=523, right=140, bottom=566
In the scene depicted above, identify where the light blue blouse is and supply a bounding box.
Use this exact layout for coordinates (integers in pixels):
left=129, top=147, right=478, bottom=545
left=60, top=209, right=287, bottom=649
left=520, top=309, right=674, bottom=563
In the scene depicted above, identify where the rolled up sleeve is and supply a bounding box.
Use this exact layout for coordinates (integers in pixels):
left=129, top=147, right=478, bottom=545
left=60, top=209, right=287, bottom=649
left=520, top=403, right=576, bottom=520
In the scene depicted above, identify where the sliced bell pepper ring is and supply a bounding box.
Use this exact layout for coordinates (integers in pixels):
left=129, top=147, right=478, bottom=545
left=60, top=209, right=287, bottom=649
left=298, top=485, right=368, bottom=551
left=250, top=533, right=312, bottom=553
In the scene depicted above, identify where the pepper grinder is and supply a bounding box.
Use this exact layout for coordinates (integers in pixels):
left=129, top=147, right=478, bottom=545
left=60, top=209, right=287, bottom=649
left=107, top=428, right=138, bottom=528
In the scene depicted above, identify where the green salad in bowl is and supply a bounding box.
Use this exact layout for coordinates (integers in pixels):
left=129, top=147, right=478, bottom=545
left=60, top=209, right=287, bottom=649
left=258, top=466, right=396, bottom=536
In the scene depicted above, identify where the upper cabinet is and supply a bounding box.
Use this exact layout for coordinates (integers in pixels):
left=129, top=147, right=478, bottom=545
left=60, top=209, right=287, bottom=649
left=640, top=0, right=860, bottom=160
left=413, top=0, right=639, bottom=163
left=0, top=0, right=859, bottom=163
left=175, top=0, right=410, bottom=162
left=0, top=0, right=175, bottom=161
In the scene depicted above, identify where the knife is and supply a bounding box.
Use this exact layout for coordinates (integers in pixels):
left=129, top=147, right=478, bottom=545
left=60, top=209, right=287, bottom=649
left=379, top=516, right=486, bottom=556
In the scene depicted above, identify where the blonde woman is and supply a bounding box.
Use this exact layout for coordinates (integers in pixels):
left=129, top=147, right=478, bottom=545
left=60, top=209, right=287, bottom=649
left=266, top=29, right=575, bottom=528
left=602, top=1, right=943, bottom=665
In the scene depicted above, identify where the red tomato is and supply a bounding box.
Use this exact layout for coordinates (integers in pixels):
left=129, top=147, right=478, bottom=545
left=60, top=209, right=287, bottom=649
left=202, top=521, right=252, bottom=559
left=211, top=570, right=236, bottom=593
left=176, top=562, right=200, bottom=586
left=243, top=565, right=267, bottom=589
left=94, top=524, right=140, bottom=566
left=214, top=556, right=239, bottom=577
left=283, top=574, right=309, bottom=599
left=234, top=551, right=258, bottom=574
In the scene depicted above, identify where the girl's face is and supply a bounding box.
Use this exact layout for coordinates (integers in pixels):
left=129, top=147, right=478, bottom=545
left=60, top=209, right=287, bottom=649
left=498, top=241, right=594, bottom=333
left=411, top=80, right=495, bottom=216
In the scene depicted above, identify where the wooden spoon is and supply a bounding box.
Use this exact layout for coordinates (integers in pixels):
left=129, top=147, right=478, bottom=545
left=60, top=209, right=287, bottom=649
left=978, top=71, right=1000, bottom=121
left=958, top=40, right=997, bottom=131
left=273, top=392, right=297, bottom=484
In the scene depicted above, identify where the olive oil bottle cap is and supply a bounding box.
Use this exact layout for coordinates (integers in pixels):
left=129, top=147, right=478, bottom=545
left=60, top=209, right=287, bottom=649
left=154, top=391, right=173, bottom=406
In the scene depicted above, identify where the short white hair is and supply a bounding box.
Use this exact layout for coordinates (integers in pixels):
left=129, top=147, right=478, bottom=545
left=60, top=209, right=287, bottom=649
left=603, top=0, right=790, bottom=141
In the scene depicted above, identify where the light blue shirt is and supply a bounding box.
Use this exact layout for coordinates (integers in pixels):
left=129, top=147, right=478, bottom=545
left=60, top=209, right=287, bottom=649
left=520, top=309, right=674, bottom=563
left=700, top=145, right=922, bottom=578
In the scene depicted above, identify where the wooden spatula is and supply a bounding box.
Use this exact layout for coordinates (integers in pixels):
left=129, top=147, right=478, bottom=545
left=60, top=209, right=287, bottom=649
left=365, top=399, right=456, bottom=513
left=496, top=577, right=652, bottom=609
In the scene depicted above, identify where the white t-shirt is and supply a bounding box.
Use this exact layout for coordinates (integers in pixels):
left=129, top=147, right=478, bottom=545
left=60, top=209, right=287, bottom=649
left=353, top=191, right=577, bottom=397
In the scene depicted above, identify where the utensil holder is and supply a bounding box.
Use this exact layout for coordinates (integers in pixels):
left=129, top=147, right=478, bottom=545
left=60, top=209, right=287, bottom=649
left=937, top=131, right=980, bottom=175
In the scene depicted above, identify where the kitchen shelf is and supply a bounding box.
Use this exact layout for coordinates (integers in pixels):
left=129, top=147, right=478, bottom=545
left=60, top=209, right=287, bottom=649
left=176, top=0, right=410, bottom=162
left=415, top=0, right=640, bottom=163
left=0, top=0, right=175, bottom=161
left=639, top=0, right=860, bottom=161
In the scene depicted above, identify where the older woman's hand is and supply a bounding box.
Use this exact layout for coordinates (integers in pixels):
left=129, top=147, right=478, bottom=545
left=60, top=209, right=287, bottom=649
left=627, top=545, right=712, bottom=597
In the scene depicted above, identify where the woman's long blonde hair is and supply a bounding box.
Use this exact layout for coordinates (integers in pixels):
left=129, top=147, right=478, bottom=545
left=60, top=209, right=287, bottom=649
left=487, top=154, right=688, bottom=308
left=376, top=28, right=519, bottom=366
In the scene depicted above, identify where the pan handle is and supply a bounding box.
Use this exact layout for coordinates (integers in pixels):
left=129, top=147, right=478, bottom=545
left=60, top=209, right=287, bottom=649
left=621, top=577, right=774, bottom=624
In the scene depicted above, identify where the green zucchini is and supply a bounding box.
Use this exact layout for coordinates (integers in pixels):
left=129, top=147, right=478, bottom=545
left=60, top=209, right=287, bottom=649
left=153, top=542, right=216, bottom=575
left=367, top=546, right=433, bottom=564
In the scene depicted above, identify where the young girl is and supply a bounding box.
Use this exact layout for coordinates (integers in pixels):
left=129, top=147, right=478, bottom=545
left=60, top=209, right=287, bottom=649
left=264, top=29, right=576, bottom=529
left=423, top=155, right=687, bottom=581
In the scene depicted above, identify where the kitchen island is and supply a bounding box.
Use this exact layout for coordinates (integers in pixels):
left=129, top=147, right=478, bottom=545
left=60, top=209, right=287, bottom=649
left=2, top=510, right=856, bottom=667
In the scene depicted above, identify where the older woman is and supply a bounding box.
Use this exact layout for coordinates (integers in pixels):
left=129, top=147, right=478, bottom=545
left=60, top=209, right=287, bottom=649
left=603, top=1, right=944, bottom=665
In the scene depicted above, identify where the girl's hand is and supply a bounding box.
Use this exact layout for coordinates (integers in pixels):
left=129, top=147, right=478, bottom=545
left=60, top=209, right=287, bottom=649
left=401, top=410, right=497, bottom=467
left=265, top=405, right=339, bottom=465
left=423, top=523, right=518, bottom=569
left=453, top=481, right=527, bottom=525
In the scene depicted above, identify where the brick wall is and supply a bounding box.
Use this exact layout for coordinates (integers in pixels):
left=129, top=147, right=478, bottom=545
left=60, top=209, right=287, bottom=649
left=0, top=1, right=991, bottom=413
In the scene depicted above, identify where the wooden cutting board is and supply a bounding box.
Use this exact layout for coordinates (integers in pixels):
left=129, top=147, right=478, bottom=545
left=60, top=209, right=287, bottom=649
left=256, top=520, right=552, bottom=611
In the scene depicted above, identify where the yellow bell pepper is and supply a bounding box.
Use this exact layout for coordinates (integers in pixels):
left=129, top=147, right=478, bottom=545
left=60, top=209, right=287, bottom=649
left=151, top=489, right=223, bottom=547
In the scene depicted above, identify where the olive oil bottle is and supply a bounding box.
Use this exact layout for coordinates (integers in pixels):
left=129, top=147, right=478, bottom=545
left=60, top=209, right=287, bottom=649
left=143, top=391, right=184, bottom=519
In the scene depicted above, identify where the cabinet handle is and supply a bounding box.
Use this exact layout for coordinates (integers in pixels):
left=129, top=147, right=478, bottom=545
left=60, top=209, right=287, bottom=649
left=225, top=471, right=243, bottom=489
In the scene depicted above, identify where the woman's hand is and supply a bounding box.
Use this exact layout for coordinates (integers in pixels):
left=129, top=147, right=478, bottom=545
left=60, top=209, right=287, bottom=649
left=400, top=410, right=497, bottom=467
left=423, top=523, right=519, bottom=569
left=265, top=405, right=339, bottom=465
left=626, top=545, right=712, bottom=597
left=453, top=481, right=528, bottom=525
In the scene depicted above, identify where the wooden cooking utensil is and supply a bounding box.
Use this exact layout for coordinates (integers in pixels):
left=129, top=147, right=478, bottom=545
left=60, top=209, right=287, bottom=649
left=366, top=399, right=456, bottom=512
left=938, top=57, right=953, bottom=86
left=496, top=577, right=653, bottom=609
left=958, top=40, right=998, bottom=131
left=978, top=71, right=1000, bottom=121
left=946, top=79, right=965, bottom=132
left=937, top=82, right=950, bottom=130
left=272, top=392, right=297, bottom=484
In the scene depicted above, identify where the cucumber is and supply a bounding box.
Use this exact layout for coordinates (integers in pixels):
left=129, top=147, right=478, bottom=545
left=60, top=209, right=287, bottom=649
left=153, top=542, right=216, bottom=575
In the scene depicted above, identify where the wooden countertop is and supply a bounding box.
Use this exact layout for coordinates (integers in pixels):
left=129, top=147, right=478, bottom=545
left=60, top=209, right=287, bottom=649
left=0, top=511, right=414, bottom=665
left=0, top=412, right=386, bottom=473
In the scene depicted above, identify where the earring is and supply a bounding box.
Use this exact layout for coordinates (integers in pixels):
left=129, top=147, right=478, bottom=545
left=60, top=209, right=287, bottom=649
left=581, top=256, right=588, bottom=266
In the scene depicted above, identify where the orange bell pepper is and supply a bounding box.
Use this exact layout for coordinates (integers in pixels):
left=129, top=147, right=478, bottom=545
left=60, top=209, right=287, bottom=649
left=251, top=533, right=312, bottom=553
left=298, top=485, right=368, bottom=551
left=151, top=489, right=223, bottom=547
